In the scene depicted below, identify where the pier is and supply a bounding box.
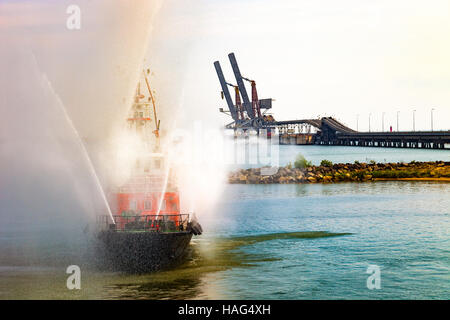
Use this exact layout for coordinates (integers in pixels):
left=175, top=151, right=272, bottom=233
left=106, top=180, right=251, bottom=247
left=275, top=117, right=450, bottom=149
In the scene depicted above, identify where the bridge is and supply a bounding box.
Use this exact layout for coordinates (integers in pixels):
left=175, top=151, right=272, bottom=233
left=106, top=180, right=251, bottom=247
left=214, top=53, right=450, bottom=149
left=274, top=117, right=450, bottom=149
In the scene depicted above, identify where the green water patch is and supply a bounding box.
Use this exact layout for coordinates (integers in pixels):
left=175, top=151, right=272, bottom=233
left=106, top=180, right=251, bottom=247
left=176, top=231, right=352, bottom=272
left=231, top=231, right=352, bottom=244
left=95, top=231, right=352, bottom=299
left=0, top=231, right=352, bottom=299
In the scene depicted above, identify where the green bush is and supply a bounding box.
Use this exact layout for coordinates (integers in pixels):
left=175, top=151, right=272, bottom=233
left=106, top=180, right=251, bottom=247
left=371, top=170, right=419, bottom=179
left=320, top=159, right=333, bottom=167
left=371, top=170, right=396, bottom=178
left=398, top=171, right=412, bottom=178
left=294, top=154, right=312, bottom=169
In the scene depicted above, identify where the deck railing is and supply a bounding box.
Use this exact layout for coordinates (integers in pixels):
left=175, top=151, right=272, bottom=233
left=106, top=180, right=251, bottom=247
left=96, top=214, right=190, bottom=233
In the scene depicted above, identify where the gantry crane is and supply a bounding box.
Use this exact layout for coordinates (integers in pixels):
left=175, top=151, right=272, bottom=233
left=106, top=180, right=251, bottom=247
left=214, top=52, right=274, bottom=134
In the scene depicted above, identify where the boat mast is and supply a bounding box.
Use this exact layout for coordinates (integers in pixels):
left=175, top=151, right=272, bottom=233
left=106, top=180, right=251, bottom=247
left=143, top=69, right=161, bottom=151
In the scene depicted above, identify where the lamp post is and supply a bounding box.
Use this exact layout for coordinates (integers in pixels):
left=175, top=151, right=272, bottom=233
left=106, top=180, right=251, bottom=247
left=397, top=111, right=400, bottom=132
left=413, top=109, right=416, bottom=132
left=369, top=113, right=372, bottom=132
left=431, top=108, right=435, bottom=131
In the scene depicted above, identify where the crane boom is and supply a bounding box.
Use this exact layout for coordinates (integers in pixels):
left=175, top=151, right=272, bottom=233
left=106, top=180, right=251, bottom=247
left=228, top=52, right=254, bottom=119
left=214, top=61, right=239, bottom=121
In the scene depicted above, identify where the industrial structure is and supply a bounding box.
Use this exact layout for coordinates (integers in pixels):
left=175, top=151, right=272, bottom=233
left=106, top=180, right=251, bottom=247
left=214, top=53, right=275, bottom=136
left=214, top=53, right=450, bottom=149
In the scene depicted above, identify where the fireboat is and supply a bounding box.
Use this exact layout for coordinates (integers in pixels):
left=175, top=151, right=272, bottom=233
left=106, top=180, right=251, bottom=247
left=95, top=69, right=202, bottom=273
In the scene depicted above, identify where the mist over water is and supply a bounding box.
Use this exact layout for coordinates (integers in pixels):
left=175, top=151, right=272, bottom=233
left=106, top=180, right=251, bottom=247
left=0, top=48, right=103, bottom=265
left=0, top=1, right=163, bottom=266
left=0, top=0, right=224, bottom=269
left=130, top=0, right=228, bottom=220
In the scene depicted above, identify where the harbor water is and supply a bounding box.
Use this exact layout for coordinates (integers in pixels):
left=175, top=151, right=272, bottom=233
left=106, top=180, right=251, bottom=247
left=0, top=145, right=449, bottom=299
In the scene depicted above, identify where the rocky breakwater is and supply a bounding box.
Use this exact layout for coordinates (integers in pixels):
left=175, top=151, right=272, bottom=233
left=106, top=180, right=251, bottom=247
left=228, top=161, right=450, bottom=184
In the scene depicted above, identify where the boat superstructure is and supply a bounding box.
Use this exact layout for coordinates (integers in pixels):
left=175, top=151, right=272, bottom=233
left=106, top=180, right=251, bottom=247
left=96, top=69, right=202, bottom=273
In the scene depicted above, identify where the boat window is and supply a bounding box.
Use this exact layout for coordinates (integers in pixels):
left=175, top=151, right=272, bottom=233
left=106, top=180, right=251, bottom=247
left=144, top=200, right=152, bottom=210
left=129, top=200, right=137, bottom=211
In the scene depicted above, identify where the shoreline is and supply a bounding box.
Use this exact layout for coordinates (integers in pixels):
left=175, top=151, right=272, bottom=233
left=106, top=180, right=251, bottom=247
left=228, top=161, right=450, bottom=184
left=373, top=177, right=450, bottom=182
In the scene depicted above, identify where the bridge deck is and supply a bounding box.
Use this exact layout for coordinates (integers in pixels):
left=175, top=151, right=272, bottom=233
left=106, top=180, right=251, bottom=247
left=271, top=117, right=450, bottom=149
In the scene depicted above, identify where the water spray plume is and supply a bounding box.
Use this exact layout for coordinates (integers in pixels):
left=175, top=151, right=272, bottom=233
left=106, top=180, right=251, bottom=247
left=156, top=152, right=172, bottom=217
left=0, top=1, right=164, bottom=267
left=45, top=77, right=115, bottom=223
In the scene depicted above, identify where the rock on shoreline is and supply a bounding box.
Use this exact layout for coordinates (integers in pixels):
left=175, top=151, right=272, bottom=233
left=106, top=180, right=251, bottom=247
left=228, top=161, right=450, bottom=184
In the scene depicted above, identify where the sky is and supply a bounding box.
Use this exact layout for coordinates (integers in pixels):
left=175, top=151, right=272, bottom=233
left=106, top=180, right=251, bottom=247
left=0, top=0, right=163, bottom=139
left=178, top=0, right=450, bottom=132
left=1, top=0, right=449, bottom=133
